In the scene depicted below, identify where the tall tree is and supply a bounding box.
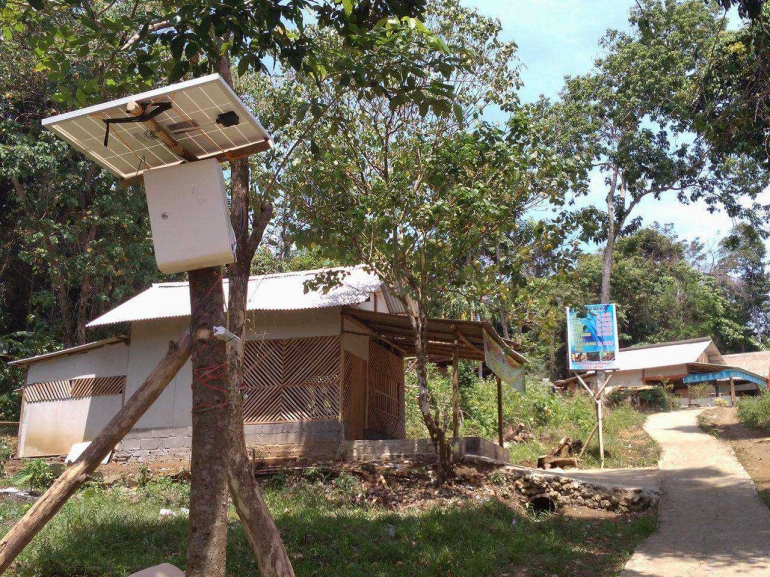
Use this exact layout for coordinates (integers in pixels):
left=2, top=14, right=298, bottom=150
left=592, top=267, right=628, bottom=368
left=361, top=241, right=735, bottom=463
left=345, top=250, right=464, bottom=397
left=713, top=223, right=770, bottom=345
left=538, top=0, right=770, bottom=305
left=279, top=0, right=569, bottom=481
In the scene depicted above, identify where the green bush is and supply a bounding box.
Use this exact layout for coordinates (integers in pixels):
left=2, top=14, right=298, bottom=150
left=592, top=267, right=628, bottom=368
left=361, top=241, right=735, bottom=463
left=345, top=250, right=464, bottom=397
left=606, top=386, right=676, bottom=412
left=737, top=394, right=770, bottom=429
left=13, top=459, right=56, bottom=490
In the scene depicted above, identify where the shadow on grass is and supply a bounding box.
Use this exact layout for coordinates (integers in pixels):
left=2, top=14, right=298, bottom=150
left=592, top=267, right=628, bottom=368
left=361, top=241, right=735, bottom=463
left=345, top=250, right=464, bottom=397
left=5, top=496, right=654, bottom=577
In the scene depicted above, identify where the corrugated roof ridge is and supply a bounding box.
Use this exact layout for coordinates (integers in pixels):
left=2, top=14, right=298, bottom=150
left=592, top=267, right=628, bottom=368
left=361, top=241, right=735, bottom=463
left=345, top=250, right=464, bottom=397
left=620, top=336, right=712, bottom=352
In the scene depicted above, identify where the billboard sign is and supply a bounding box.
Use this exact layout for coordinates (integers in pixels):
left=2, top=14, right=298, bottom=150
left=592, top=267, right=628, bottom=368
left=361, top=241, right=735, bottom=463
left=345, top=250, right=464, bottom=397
left=567, top=303, right=619, bottom=371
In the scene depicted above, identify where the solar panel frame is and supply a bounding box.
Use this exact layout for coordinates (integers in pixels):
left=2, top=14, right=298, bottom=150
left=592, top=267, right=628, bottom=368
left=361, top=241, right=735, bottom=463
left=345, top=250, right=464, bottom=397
left=42, top=74, right=273, bottom=180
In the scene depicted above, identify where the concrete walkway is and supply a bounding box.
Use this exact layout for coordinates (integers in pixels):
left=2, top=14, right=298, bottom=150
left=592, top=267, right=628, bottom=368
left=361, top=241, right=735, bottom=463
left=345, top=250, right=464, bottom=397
left=621, top=409, right=770, bottom=577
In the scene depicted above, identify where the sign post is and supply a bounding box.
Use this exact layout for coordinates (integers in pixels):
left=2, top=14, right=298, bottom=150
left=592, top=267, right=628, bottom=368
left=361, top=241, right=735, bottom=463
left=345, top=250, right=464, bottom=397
left=567, top=304, right=619, bottom=468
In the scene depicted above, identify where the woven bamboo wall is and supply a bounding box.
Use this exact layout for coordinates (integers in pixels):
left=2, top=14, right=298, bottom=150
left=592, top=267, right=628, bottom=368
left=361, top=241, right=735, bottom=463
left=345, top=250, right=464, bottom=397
left=367, top=341, right=406, bottom=439
left=24, top=376, right=126, bottom=403
left=242, top=335, right=341, bottom=423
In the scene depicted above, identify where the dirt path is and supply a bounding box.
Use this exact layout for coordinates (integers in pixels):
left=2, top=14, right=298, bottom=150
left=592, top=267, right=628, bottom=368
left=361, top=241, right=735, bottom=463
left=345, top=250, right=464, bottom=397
left=699, top=407, right=770, bottom=508
left=621, top=409, right=770, bottom=577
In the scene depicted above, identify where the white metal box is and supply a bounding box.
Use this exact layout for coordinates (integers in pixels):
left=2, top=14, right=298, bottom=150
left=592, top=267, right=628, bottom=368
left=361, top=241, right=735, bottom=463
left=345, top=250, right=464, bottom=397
left=143, top=159, right=236, bottom=274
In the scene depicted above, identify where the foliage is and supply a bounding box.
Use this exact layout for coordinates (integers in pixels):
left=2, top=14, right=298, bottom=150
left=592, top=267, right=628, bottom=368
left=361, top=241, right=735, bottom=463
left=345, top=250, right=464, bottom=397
left=693, top=4, right=770, bottom=164
left=12, top=459, right=56, bottom=491
left=606, top=385, right=678, bottom=412
left=405, top=370, right=659, bottom=469
left=0, top=477, right=657, bottom=577
left=688, top=383, right=714, bottom=401
left=737, top=394, right=770, bottom=429
left=560, top=226, right=759, bottom=359
left=536, top=0, right=769, bottom=304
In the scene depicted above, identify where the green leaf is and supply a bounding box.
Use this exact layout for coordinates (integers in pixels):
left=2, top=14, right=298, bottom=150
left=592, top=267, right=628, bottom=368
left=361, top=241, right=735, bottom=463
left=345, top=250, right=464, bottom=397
left=341, top=0, right=353, bottom=16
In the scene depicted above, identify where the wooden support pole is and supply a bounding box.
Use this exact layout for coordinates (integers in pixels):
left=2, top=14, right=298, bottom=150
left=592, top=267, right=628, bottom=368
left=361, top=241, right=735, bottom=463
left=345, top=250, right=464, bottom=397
left=186, top=267, right=230, bottom=577
left=126, top=101, right=199, bottom=162
left=596, top=395, right=605, bottom=468
left=574, top=371, right=605, bottom=468
left=579, top=423, right=599, bottom=460
left=730, top=377, right=737, bottom=406
left=497, top=376, right=504, bottom=448
left=452, top=325, right=460, bottom=439
left=0, top=332, right=193, bottom=573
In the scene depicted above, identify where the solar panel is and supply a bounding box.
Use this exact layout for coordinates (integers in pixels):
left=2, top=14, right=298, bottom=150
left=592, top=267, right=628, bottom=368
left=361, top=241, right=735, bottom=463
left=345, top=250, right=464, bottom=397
left=42, top=74, right=273, bottom=181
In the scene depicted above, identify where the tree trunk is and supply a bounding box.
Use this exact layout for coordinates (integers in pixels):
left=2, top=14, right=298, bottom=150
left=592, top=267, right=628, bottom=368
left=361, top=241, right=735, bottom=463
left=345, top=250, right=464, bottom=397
left=225, top=158, right=295, bottom=577
left=600, top=167, right=620, bottom=304
left=0, top=332, right=193, bottom=573
left=595, top=167, right=620, bottom=470
left=186, top=267, right=230, bottom=577
left=406, top=295, right=453, bottom=484
left=216, top=53, right=295, bottom=577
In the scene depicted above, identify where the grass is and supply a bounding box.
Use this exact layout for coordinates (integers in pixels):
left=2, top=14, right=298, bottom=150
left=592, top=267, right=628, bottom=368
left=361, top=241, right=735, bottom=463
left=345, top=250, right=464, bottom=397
left=509, top=403, right=661, bottom=469
left=404, top=367, right=660, bottom=470
left=0, top=476, right=656, bottom=577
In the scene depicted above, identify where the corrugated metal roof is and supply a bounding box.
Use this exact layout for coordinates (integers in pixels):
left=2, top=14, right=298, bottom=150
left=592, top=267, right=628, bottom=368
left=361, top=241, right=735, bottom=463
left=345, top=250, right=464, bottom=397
left=9, top=336, right=128, bottom=367
left=722, top=351, right=770, bottom=377
left=87, top=266, right=384, bottom=328
left=615, top=338, right=718, bottom=371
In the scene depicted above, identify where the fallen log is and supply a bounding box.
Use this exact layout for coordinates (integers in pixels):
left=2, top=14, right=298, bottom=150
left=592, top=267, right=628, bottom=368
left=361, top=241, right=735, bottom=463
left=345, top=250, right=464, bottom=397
left=0, top=332, right=193, bottom=573
left=537, top=456, right=579, bottom=470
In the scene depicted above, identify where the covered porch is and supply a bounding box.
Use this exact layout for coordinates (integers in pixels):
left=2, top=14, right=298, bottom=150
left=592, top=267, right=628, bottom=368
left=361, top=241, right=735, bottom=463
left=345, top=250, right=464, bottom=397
left=340, top=307, right=526, bottom=449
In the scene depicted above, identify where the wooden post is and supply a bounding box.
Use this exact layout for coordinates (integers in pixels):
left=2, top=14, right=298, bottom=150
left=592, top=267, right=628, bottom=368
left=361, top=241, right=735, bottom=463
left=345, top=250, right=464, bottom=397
left=0, top=332, right=193, bottom=573
left=596, top=390, right=605, bottom=468
left=126, top=101, right=198, bottom=162
left=730, top=377, right=737, bottom=406
left=452, top=325, right=460, bottom=439
left=186, top=267, right=230, bottom=577
left=497, top=376, right=504, bottom=448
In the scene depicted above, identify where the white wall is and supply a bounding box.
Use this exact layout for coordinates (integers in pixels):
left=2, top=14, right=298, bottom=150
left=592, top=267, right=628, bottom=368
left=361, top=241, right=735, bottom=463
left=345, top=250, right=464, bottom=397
left=127, top=317, right=192, bottom=430
left=20, top=395, right=123, bottom=457
left=26, top=341, right=129, bottom=383
left=20, top=342, right=130, bottom=457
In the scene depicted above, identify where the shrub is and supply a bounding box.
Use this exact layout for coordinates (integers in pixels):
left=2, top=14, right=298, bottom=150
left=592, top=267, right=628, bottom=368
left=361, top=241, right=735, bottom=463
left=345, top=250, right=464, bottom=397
left=608, top=385, right=677, bottom=411
left=737, top=394, right=770, bottom=429
left=714, top=398, right=730, bottom=408
left=13, top=459, right=56, bottom=490
left=0, top=439, right=14, bottom=476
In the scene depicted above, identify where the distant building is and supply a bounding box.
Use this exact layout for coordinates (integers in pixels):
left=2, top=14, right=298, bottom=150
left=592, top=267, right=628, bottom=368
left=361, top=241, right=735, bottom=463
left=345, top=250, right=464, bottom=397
left=556, top=337, right=767, bottom=405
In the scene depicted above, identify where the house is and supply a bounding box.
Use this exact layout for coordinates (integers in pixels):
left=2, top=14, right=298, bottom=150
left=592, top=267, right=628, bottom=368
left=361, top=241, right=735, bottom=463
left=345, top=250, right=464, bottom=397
left=10, top=266, right=525, bottom=460
left=556, top=337, right=767, bottom=405
left=722, top=351, right=770, bottom=383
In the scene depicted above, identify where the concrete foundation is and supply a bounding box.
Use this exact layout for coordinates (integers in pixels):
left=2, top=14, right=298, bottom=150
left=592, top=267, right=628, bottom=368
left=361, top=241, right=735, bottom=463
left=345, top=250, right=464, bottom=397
left=114, top=420, right=345, bottom=462
left=339, top=436, right=510, bottom=463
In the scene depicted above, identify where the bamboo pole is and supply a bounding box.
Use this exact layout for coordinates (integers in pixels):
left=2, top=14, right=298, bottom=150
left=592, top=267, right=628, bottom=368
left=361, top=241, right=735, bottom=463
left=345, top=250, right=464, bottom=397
left=0, top=332, right=193, bottom=573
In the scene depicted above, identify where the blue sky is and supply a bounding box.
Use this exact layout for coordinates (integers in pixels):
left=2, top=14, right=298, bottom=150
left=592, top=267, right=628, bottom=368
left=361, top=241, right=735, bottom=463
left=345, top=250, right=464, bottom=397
left=464, top=0, right=758, bottom=249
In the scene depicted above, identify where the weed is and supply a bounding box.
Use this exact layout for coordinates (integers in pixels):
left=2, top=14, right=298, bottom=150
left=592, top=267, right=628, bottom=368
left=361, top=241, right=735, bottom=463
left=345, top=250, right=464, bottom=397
left=737, top=394, right=770, bottom=429
left=12, top=459, right=55, bottom=490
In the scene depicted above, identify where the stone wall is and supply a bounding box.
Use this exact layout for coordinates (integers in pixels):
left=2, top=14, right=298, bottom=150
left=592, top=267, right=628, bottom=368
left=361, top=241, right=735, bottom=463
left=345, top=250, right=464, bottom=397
left=505, top=468, right=659, bottom=513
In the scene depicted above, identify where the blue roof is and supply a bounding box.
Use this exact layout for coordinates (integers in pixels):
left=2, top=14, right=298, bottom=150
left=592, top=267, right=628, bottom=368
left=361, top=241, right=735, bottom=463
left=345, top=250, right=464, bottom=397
left=683, top=368, right=767, bottom=388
